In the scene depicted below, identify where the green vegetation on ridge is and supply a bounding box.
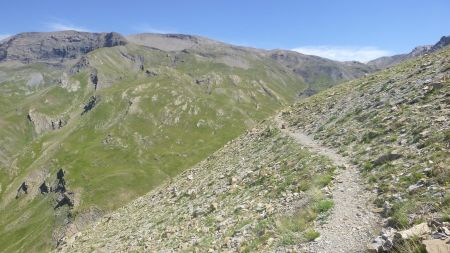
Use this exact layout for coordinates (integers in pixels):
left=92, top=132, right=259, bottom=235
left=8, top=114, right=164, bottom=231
left=0, top=43, right=306, bottom=252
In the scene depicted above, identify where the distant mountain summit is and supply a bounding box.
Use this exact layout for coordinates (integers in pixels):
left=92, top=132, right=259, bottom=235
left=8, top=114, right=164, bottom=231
left=0, top=31, right=127, bottom=63
left=368, top=35, right=450, bottom=69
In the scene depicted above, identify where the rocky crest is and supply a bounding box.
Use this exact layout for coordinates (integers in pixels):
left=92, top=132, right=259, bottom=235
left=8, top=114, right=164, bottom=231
left=431, top=35, right=450, bottom=52
left=368, top=35, right=450, bottom=69
left=0, top=31, right=127, bottom=63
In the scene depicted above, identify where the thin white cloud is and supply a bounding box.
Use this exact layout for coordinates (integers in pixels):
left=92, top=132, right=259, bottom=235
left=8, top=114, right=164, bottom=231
left=0, top=34, right=11, bottom=41
left=292, top=46, right=392, bottom=62
left=132, top=24, right=176, bottom=34
left=46, top=22, right=90, bottom=32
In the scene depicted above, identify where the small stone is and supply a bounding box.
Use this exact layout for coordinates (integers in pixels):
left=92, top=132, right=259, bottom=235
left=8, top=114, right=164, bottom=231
left=399, top=222, right=430, bottom=239
left=229, top=177, right=238, bottom=185
left=407, top=183, right=424, bottom=194
left=210, top=202, right=218, bottom=212
left=192, top=207, right=204, bottom=218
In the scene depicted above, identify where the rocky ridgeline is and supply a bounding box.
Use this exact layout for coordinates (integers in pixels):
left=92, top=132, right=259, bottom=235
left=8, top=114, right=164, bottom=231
left=0, top=31, right=127, bottom=63
left=283, top=46, right=450, bottom=251
left=368, top=35, right=450, bottom=69
left=59, top=124, right=340, bottom=252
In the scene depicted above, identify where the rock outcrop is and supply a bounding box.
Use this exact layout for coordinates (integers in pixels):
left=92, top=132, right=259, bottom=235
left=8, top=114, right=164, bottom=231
left=27, top=110, right=67, bottom=135
left=81, top=96, right=98, bottom=115
left=431, top=35, right=450, bottom=52
left=55, top=193, right=74, bottom=210
left=15, top=182, right=28, bottom=198
left=39, top=182, right=49, bottom=194
left=55, top=169, right=67, bottom=193
left=0, top=31, right=127, bottom=63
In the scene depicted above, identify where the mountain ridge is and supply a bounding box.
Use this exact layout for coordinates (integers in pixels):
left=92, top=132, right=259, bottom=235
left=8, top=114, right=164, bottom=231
left=368, top=35, right=450, bottom=69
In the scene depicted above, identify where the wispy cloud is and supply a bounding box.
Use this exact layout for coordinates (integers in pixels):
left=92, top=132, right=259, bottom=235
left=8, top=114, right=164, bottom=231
left=45, top=21, right=90, bottom=32
left=292, top=46, right=392, bottom=62
left=0, top=34, right=11, bottom=41
left=132, top=24, right=177, bottom=34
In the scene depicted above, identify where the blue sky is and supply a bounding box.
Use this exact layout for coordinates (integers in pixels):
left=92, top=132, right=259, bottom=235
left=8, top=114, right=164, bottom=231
left=1, top=0, right=449, bottom=62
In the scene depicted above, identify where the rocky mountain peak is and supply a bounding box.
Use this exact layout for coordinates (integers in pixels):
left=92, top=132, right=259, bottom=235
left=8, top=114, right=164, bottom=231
left=368, top=34, right=450, bottom=69
left=431, top=35, right=450, bottom=51
left=0, top=31, right=127, bottom=63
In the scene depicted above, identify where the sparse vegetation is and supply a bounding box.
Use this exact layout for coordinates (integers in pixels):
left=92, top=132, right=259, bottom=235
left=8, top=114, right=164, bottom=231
left=314, top=199, right=334, bottom=213
left=304, top=230, right=321, bottom=241
left=283, top=44, right=450, bottom=245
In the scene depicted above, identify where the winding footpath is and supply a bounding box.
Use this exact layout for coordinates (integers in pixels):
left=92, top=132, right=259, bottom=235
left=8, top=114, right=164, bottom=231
left=276, top=116, right=381, bottom=253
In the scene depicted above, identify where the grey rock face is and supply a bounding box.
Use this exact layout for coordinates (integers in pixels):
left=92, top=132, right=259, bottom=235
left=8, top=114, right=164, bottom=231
left=16, top=182, right=28, bottom=198
left=431, top=35, right=450, bottom=52
left=82, top=96, right=98, bottom=115
left=410, top=45, right=432, bottom=57
left=39, top=182, right=49, bottom=194
left=0, top=31, right=127, bottom=63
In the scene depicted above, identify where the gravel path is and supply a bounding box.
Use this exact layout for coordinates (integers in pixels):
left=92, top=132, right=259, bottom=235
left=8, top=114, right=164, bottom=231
left=276, top=116, right=380, bottom=253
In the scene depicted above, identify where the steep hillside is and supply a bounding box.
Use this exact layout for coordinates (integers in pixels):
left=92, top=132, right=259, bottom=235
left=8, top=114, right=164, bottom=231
left=60, top=122, right=343, bottom=252
left=61, top=43, right=449, bottom=253
left=0, top=32, right=306, bottom=252
left=4, top=31, right=442, bottom=252
left=368, top=35, right=450, bottom=70
left=283, top=45, right=450, bottom=244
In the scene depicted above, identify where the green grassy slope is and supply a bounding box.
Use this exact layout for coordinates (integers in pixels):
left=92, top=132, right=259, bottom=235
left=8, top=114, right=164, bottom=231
left=0, top=43, right=306, bottom=252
